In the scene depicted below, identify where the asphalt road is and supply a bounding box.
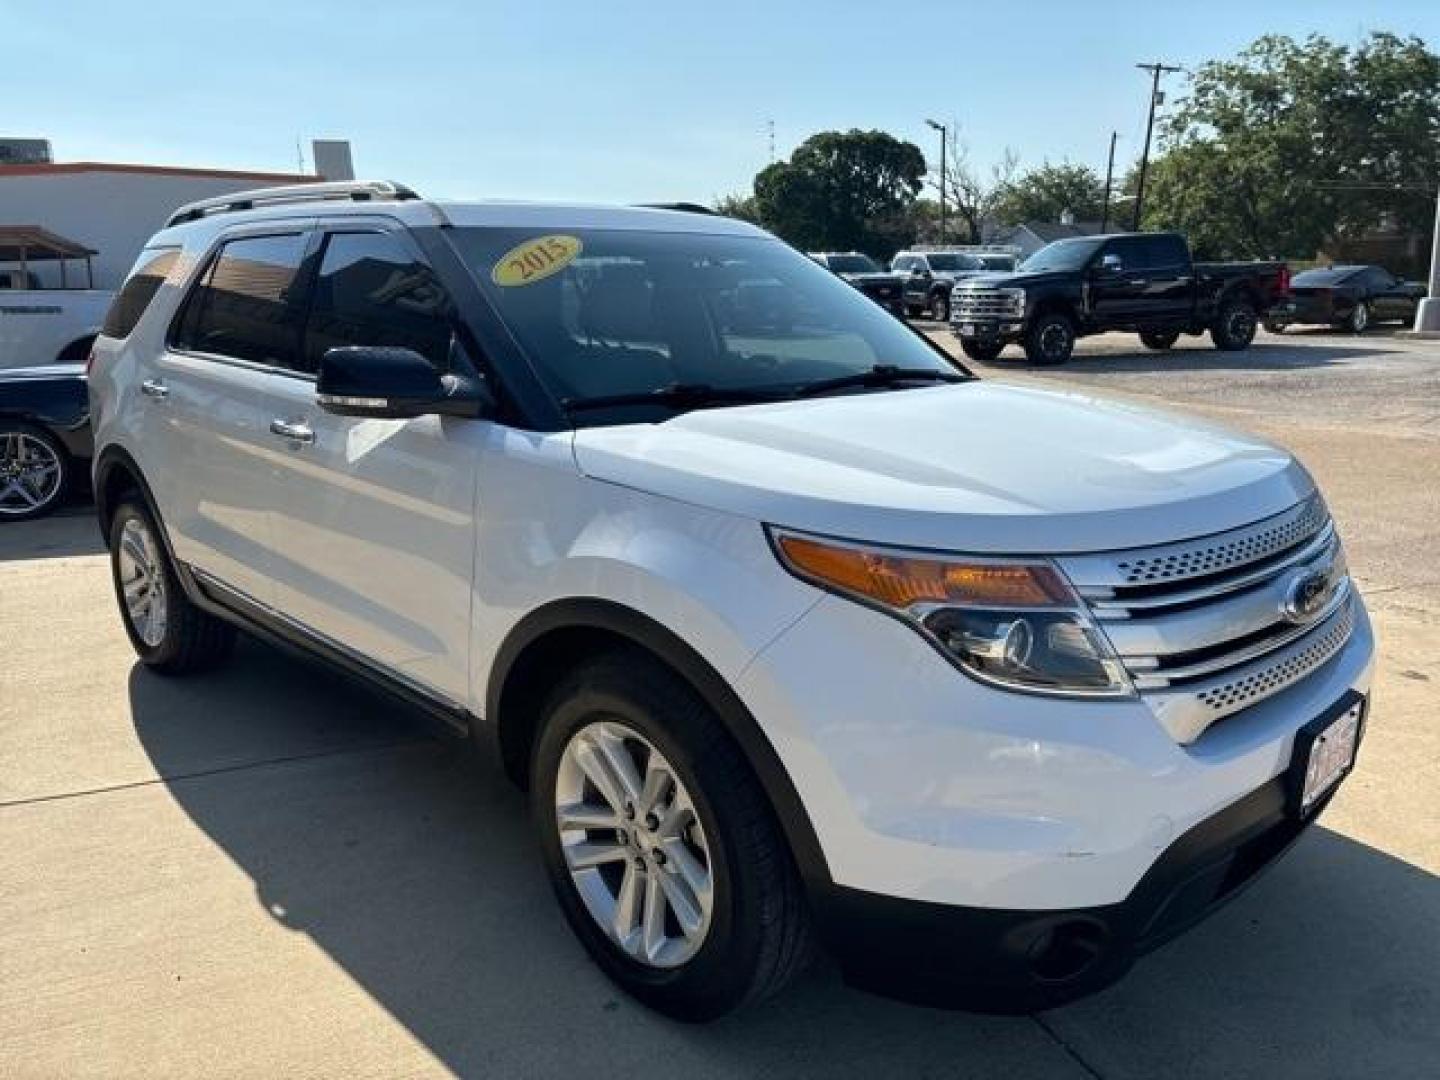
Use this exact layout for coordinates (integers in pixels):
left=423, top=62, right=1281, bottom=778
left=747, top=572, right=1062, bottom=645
left=2, top=329, right=1438, bottom=1078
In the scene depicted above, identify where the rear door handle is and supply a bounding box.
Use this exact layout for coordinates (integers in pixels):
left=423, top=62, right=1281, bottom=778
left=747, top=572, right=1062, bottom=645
left=269, top=418, right=315, bottom=444
left=140, top=379, right=169, bottom=401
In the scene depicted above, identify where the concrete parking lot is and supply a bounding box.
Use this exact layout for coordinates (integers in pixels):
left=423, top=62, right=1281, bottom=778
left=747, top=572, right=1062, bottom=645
left=3, top=329, right=1437, bottom=1079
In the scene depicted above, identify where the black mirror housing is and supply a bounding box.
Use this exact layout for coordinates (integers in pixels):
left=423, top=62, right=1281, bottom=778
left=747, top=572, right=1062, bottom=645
left=316, top=346, right=494, bottom=420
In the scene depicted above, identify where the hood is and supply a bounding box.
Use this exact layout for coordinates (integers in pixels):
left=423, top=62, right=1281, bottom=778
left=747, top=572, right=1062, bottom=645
left=959, top=270, right=1072, bottom=290
left=571, top=383, right=1313, bottom=554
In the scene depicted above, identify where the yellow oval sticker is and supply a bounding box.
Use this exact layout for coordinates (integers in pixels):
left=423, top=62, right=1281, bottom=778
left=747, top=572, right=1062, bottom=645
left=491, top=234, right=583, bottom=287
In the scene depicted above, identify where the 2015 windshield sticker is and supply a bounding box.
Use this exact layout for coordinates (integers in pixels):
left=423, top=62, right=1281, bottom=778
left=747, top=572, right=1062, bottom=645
left=492, top=235, right=583, bottom=287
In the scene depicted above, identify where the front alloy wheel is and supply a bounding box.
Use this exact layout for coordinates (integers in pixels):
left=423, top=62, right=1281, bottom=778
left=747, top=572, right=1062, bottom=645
left=117, top=515, right=169, bottom=647
left=556, top=721, right=714, bottom=968
left=929, top=292, right=951, bottom=322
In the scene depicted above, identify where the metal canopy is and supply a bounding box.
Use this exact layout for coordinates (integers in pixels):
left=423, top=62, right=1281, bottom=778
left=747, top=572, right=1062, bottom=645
left=0, top=226, right=98, bottom=289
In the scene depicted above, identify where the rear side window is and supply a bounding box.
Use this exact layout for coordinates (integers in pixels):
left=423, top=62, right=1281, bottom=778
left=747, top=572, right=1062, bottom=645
left=303, top=231, right=455, bottom=372
left=174, top=233, right=310, bottom=369
left=1144, top=235, right=1189, bottom=269
left=102, top=249, right=180, bottom=338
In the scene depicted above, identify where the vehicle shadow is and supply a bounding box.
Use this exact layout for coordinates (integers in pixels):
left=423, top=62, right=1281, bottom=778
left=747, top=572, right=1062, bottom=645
left=0, top=504, right=105, bottom=562
left=127, top=642, right=1439, bottom=1078
left=977, top=340, right=1380, bottom=376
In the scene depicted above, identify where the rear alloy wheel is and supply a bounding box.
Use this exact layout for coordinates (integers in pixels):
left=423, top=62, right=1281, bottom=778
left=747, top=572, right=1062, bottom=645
left=1347, top=301, right=1370, bottom=334
left=961, top=339, right=1005, bottom=363
left=0, top=425, right=68, bottom=522
left=929, top=291, right=951, bottom=322
left=1139, top=329, right=1181, bottom=351
left=109, top=498, right=237, bottom=673
left=533, top=651, right=812, bottom=1020
left=1024, top=312, right=1075, bottom=365
left=1211, top=298, right=1258, bottom=351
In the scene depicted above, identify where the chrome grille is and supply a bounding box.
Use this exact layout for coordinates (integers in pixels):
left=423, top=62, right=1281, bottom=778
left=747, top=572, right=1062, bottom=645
left=951, top=285, right=1024, bottom=320
left=1058, top=496, right=1357, bottom=744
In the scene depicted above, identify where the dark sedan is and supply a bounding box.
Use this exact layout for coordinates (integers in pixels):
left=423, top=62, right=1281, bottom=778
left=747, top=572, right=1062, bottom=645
left=1, top=364, right=91, bottom=522
left=1265, top=265, right=1427, bottom=334
left=808, top=252, right=908, bottom=318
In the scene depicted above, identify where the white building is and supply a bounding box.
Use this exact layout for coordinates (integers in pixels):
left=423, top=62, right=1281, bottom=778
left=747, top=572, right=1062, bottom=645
left=0, top=142, right=354, bottom=290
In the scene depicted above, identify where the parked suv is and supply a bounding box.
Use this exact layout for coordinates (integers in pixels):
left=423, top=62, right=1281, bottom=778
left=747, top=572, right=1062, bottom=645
left=889, top=249, right=986, bottom=321
left=90, top=182, right=1374, bottom=1020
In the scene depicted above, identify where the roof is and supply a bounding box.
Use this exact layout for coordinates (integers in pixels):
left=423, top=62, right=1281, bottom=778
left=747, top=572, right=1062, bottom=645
left=0, top=225, right=96, bottom=261
left=0, top=161, right=315, bottom=183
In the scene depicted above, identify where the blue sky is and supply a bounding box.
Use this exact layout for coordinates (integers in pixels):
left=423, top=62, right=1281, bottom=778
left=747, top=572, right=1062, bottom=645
left=8, top=1, right=1437, bottom=203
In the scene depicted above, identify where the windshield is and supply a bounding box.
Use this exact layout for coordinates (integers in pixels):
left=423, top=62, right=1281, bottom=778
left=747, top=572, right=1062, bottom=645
left=977, top=254, right=1016, bottom=272
left=824, top=254, right=881, bottom=273
left=449, top=228, right=957, bottom=420
left=1292, top=267, right=1360, bottom=287
left=924, top=253, right=981, bottom=273
left=1020, top=238, right=1105, bottom=273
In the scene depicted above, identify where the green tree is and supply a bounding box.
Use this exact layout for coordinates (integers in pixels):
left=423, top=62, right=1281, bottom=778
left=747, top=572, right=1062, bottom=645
left=1142, top=32, right=1440, bottom=259
left=752, top=129, right=926, bottom=256
left=992, top=162, right=1107, bottom=226
left=713, top=193, right=760, bottom=223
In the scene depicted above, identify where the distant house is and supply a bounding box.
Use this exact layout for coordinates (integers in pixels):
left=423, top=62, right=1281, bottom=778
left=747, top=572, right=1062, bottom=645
left=986, top=220, right=1113, bottom=259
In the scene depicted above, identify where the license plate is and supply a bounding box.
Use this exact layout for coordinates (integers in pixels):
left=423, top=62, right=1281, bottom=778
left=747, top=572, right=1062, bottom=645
left=1293, top=697, right=1364, bottom=816
left=959, top=323, right=975, bottom=335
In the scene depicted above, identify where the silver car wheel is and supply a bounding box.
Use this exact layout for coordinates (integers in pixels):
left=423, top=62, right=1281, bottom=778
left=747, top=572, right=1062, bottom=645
left=555, top=720, right=715, bottom=968
left=0, top=431, right=63, bottom=517
left=117, top=516, right=169, bottom=647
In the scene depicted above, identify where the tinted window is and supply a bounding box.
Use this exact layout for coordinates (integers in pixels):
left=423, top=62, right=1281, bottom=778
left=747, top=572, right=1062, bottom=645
left=1359, top=267, right=1394, bottom=291
left=176, top=234, right=309, bottom=368
left=1106, top=236, right=1147, bottom=269
left=825, top=254, right=880, bottom=273
left=1144, top=235, right=1189, bottom=269
left=1020, top=238, right=1104, bottom=272
left=1291, top=267, right=1361, bottom=287
left=305, top=231, right=454, bottom=372
left=925, top=253, right=981, bottom=273
left=102, top=249, right=180, bottom=338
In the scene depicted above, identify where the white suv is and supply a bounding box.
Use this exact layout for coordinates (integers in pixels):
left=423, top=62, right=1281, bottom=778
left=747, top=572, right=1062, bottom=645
left=89, top=181, right=1374, bottom=1020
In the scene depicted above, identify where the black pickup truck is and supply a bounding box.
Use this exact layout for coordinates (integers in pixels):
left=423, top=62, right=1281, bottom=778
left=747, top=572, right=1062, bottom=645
left=949, top=232, right=1290, bottom=365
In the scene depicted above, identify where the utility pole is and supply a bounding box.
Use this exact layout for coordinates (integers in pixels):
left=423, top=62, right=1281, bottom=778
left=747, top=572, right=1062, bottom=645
left=1133, top=62, right=1180, bottom=231
left=926, top=119, right=947, bottom=245
left=767, top=119, right=775, bottom=163
left=1100, top=131, right=1118, bottom=232
left=1415, top=179, right=1440, bottom=334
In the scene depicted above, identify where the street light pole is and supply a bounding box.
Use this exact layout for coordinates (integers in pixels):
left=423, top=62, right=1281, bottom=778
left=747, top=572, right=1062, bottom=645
left=1415, top=180, right=1440, bottom=334
left=926, top=119, right=947, bottom=245
left=1133, top=62, right=1180, bottom=231
left=1101, top=130, right=1118, bottom=232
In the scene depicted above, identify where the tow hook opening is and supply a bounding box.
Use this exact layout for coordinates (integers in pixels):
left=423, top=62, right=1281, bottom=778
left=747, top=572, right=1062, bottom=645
left=1027, top=919, right=1109, bottom=983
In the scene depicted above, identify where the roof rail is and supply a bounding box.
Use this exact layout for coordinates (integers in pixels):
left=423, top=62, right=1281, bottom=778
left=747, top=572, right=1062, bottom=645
left=635, top=202, right=716, bottom=215
left=165, top=180, right=421, bottom=228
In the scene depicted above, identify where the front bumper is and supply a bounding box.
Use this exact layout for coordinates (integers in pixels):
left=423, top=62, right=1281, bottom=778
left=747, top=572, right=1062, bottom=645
left=950, top=316, right=1026, bottom=342
left=812, top=690, right=1363, bottom=1012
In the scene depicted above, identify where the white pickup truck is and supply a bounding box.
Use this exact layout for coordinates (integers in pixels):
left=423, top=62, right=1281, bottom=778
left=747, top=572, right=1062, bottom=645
left=0, top=267, right=113, bottom=371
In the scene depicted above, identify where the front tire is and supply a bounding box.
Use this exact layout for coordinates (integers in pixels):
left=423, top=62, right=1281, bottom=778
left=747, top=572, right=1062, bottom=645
left=1347, top=301, right=1370, bottom=334
left=531, top=650, right=812, bottom=1021
left=0, top=423, right=69, bottom=522
left=960, top=339, right=1005, bottom=363
left=1211, top=297, right=1258, bottom=351
left=1024, top=312, right=1075, bottom=365
left=929, top=291, right=951, bottom=322
left=1139, top=329, right=1181, bottom=350
left=109, top=498, right=236, bottom=673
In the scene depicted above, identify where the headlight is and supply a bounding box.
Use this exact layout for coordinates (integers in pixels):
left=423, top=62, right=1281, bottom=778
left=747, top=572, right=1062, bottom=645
left=1004, top=287, right=1027, bottom=314
left=769, top=529, right=1132, bottom=697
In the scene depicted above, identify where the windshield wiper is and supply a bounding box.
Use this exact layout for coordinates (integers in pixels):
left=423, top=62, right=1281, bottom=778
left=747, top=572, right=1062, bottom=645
left=561, top=382, right=788, bottom=413
left=792, top=364, right=967, bottom=399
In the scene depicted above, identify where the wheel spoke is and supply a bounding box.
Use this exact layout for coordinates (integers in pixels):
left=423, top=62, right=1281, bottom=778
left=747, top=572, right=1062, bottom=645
left=594, top=727, right=643, bottom=805
left=654, top=798, right=692, bottom=840
left=656, top=858, right=705, bottom=936
left=612, top=861, right=643, bottom=947
left=641, top=868, right=667, bottom=960
left=563, top=839, right=628, bottom=870
left=661, top=838, right=711, bottom=903
left=557, top=800, right=620, bottom=832
left=639, top=757, right=672, bottom=816
left=574, top=737, right=628, bottom=814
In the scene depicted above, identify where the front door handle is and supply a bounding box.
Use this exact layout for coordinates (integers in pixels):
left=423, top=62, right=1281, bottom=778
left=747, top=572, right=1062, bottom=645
left=140, top=379, right=169, bottom=400
left=269, top=418, right=315, bottom=444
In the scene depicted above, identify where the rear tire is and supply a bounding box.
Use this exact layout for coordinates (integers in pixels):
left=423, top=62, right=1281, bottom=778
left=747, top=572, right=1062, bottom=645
left=531, top=650, right=813, bottom=1021
left=1024, top=312, right=1075, bottom=366
left=1347, top=301, right=1370, bottom=334
left=1139, top=329, right=1181, bottom=350
left=1210, top=297, right=1258, bottom=351
left=960, top=340, right=1005, bottom=363
left=109, top=497, right=236, bottom=674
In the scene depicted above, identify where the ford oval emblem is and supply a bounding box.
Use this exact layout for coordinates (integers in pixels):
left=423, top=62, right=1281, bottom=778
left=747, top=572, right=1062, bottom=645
left=1282, top=568, right=1333, bottom=624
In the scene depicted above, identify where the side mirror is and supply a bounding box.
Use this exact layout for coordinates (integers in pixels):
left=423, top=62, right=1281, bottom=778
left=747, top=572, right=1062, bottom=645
left=1097, top=253, right=1124, bottom=275
left=317, top=345, right=494, bottom=420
